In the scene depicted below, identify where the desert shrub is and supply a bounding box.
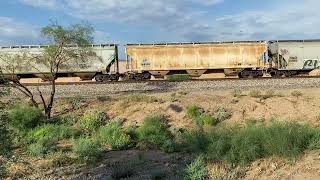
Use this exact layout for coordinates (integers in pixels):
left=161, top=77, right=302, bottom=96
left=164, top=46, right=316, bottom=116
left=212, top=106, right=232, bottom=123
left=231, top=89, right=242, bottom=98
left=291, top=90, right=303, bottom=98
left=262, top=122, right=311, bottom=158
left=185, top=156, right=208, bottom=180
left=73, top=137, right=102, bottom=163
left=98, top=121, right=131, bottom=150
left=179, top=121, right=314, bottom=166
left=47, top=151, right=74, bottom=168
left=27, top=140, right=51, bottom=156
left=8, top=105, right=44, bottom=134
left=136, top=116, right=173, bottom=150
left=79, top=109, right=107, bottom=132
left=60, top=113, right=79, bottom=125
left=262, top=89, right=275, bottom=99
left=0, top=124, right=10, bottom=155
left=25, top=124, right=80, bottom=145
left=249, top=90, right=262, bottom=98
left=224, top=124, right=265, bottom=166
left=111, top=156, right=145, bottom=179
left=186, top=105, right=204, bottom=119
left=122, top=94, right=158, bottom=104
left=67, top=96, right=87, bottom=109
left=308, top=129, right=320, bottom=150
left=96, top=96, right=110, bottom=102
left=179, top=130, right=209, bottom=153
left=205, top=129, right=233, bottom=161
left=166, top=74, right=190, bottom=81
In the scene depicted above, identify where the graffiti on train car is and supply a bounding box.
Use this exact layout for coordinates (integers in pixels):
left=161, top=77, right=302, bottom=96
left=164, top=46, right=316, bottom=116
left=141, top=59, right=151, bottom=67
left=303, top=59, right=320, bottom=69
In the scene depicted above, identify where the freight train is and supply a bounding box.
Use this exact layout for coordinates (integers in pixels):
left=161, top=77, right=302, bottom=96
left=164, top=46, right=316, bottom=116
left=0, top=40, right=319, bottom=82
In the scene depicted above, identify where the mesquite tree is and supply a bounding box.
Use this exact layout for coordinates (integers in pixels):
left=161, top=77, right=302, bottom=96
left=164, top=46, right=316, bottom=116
left=0, top=23, right=95, bottom=118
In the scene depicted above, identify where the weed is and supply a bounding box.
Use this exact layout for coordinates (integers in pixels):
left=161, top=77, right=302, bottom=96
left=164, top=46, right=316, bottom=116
left=8, top=105, right=44, bottom=135
left=185, top=156, right=208, bottom=180
left=96, top=96, right=110, bottom=102
left=249, top=90, right=262, bottom=98
left=212, top=106, right=232, bottom=123
left=186, top=105, right=204, bottom=119
left=68, top=96, right=86, bottom=109
left=166, top=74, right=190, bottom=81
left=47, top=152, right=74, bottom=168
left=0, top=120, right=11, bottom=155
left=291, top=90, right=303, bottom=98
left=111, top=156, right=145, bottom=179
left=60, top=113, right=79, bottom=125
left=98, top=121, right=131, bottom=150
left=231, top=89, right=242, bottom=98
left=136, top=115, right=173, bottom=150
left=123, top=94, right=158, bottom=103
left=262, top=89, right=275, bottom=99
left=179, top=130, right=209, bottom=153
left=25, top=124, right=80, bottom=146
left=72, top=137, right=102, bottom=164
left=27, top=140, right=51, bottom=156
left=79, top=109, right=107, bottom=133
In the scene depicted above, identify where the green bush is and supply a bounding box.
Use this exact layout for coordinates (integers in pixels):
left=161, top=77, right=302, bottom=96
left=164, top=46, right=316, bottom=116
left=166, top=74, right=190, bottom=81
left=309, top=129, right=320, bottom=149
left=187, top=106, right=231, bottom=127
left=186, top=105, right=204, bottom=119
left=185, top=156, right=208, bottom=180
left=262, top=122, right=311, bottom=158
left=179, top=130, right=209, bottom=153
left=73, top=137, right=102, bottom=163
left=25, top=124, right=80, bottom=145
left=79, top=109, right=107, bottom=132
left=8, top=105, right=44, bottom=134
left=136, top=116, right=173, bottom=150
left=179, top=121, right=316, bottom=166
left=224, top=124, right=265, bottom=166
left=98, top=122, right=131, bottom=150
left=212, top=106, right=232, bottom=123
left=249, top=90, right=262, bottom=98
left=27, top=140, right=51, bottom=156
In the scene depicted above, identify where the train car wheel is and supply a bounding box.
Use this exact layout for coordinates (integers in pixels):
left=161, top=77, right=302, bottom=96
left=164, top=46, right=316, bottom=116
left=95, top=75, right=104, bottom=82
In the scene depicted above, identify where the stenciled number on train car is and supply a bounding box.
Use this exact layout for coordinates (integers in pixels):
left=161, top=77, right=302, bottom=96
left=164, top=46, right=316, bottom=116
left=303, top=59, right=320, bottom=69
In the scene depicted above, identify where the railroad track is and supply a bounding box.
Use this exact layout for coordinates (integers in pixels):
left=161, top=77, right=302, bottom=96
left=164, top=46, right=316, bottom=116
left=12, top=75, right=320, bottom=87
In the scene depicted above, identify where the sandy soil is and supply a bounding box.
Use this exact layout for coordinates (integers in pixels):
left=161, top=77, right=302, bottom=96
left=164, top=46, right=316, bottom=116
left=4, top=87, right=320, bottom=179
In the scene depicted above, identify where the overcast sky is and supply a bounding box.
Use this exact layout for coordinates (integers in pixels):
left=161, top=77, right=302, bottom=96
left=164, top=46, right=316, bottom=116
left=0, top=0, right=319, bottom=46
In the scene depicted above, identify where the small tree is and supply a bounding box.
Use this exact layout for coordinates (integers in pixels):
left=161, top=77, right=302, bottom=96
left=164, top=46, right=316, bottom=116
left=0, top=23, right=95, bottom=118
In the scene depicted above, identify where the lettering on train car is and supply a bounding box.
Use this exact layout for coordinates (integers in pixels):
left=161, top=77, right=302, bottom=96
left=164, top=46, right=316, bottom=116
left=289, top=56, right=298, bottom=62
left=303, top=59, right=320, bottom=69
left=141, top=59, right=151, bottom=67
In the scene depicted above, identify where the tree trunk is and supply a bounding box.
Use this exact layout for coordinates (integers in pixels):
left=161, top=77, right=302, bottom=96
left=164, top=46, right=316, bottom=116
left=44, top=79, right=56, bottom=119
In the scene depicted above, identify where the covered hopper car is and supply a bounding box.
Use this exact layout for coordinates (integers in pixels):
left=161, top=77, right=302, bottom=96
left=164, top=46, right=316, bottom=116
left=125, top=41, right=269, bottom=78
left=0, top=44, right=120, bottom=81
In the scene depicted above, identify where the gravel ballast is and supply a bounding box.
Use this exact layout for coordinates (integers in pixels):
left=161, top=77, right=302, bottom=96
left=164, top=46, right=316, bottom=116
left=4, top=78, right=320, bottom=97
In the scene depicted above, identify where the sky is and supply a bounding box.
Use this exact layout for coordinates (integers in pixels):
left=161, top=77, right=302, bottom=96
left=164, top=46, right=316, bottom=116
left=0, top=0, right=320, bottom=47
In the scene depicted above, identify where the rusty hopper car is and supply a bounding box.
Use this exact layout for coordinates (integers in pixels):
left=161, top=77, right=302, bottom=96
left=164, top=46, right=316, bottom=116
left=0, top=44, right=119, bottom=81
left=125, top=41, right=269, bottom=78
left=269, top=40, right=320, bottom=77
